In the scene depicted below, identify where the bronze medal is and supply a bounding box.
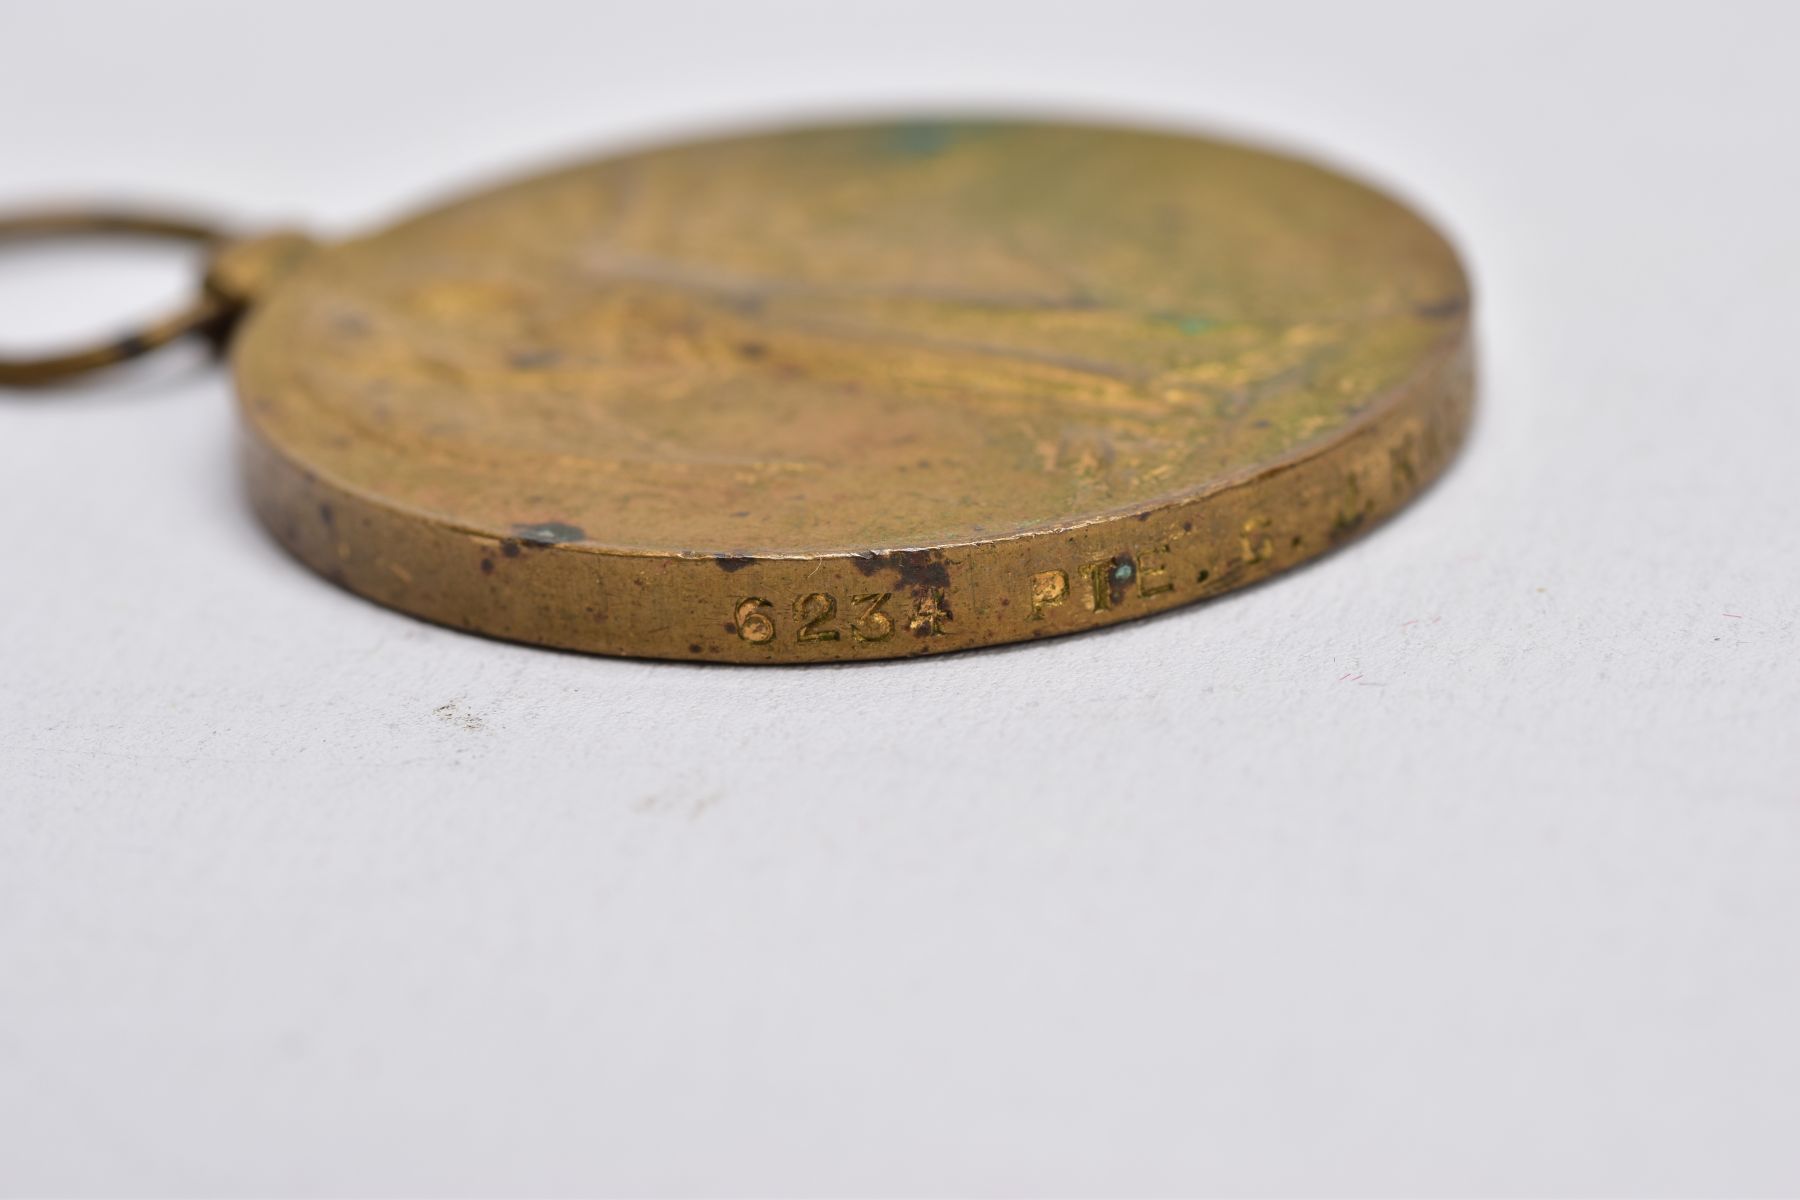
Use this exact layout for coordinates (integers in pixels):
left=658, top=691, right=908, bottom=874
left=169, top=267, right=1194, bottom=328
left=2, top=120, right=1474, bottom=662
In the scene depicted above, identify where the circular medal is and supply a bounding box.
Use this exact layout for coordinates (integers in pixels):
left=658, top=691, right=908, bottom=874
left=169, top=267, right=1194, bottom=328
left=7, top=120, right=1474, bottom=662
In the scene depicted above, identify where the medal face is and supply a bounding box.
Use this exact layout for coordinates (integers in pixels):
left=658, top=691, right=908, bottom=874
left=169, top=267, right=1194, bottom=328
left=231, top=120, right=1473, bottom=661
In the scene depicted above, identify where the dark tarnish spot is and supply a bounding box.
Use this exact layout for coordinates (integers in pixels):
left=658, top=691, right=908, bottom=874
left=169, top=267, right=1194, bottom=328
left=1417, top=295, right=1469, bottom=320
left=851, top=548, right=951, bottom=591
left=1182, top=520, right=1194, bottom=532
left=1330, top=509, right=1369, bottom=542
left=318, top=502, right=334, bottom=527
left=511, top=521, right=586, bottom=546
left=509, top=348, right=562, bottom=370
left=736, top=341, right=768, bottom=360
left=1108, top=554, right=1136, bottom=607
left=480, top=557, right=494, bottom=574
left=688, top=643, right=703, bottom=654
left=115, top=333, right=151, bottom=358
left=715, top=555, right=756, bottom=573
left=501, top=541, right=522, bottom=558
left=1136, top=511, right=1151, bottom=522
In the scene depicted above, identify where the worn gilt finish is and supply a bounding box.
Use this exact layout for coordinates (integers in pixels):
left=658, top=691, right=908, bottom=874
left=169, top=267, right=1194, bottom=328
left=228, top=120, right=1474, bottom=662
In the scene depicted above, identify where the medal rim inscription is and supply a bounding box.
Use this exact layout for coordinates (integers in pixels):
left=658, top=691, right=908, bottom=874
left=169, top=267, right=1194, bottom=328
left=231, top=119, right=1476, bottom=663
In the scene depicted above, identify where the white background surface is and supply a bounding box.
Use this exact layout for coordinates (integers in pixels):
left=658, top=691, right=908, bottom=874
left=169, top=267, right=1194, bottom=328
left=2, top=2, right=1798, bottom=1196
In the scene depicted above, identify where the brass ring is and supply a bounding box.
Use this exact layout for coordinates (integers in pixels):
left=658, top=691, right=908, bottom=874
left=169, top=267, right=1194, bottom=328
left=0, top=208, right=236, bottom=387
